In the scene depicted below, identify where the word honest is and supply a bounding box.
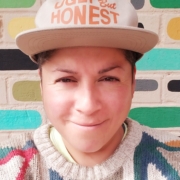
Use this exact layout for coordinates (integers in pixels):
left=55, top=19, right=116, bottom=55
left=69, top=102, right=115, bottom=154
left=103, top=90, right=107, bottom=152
left=51, top=5, right=119, bottom=25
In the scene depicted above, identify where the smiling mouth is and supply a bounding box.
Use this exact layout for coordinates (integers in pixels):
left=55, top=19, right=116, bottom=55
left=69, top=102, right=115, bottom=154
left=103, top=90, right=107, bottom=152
left=72, top=120, right=106, bottom=127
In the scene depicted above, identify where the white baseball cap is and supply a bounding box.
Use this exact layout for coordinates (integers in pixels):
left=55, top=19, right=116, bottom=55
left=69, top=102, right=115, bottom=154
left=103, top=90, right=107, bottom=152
left=16, top=0, right=158, bottom=63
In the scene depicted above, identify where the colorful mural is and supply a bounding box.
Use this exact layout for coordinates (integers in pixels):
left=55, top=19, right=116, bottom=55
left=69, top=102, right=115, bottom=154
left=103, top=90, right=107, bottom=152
left=0, top=0, right=179, bottom=136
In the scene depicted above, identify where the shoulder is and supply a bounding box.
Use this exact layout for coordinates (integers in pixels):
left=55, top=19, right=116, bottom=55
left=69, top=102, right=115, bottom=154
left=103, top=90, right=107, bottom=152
left=0, top=131, right=35, bottom=149
left=127, top=118, right=180, bottom=179
left=0, top=131, right=38, bottom=159
left=0, top=132, right=38, bottom=165
left=126, top=118, right=180, bottom=144
left=0, top=132, right=40, bottom=179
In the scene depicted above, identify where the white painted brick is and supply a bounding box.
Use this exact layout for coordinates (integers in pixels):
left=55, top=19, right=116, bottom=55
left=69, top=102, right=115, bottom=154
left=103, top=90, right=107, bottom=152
left=0, top=16, right=3, bottom=43
left=0, top=79, right=7, bottom=104
left=138, top=14, right=160, bottom=34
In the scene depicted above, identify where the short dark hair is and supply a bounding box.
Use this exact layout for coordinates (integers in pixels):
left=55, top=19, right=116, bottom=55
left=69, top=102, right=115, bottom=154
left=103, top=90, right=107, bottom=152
left=35, top=50, right=55, bottom=71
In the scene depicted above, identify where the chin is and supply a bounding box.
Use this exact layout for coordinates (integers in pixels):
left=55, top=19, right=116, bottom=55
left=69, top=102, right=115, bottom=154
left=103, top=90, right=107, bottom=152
left=75, top=141, right=104, bottom=153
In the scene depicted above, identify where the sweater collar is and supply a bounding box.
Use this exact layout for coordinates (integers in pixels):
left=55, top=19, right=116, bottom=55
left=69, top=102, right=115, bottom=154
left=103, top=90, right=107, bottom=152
left=34, top=118, right=142, bottom=179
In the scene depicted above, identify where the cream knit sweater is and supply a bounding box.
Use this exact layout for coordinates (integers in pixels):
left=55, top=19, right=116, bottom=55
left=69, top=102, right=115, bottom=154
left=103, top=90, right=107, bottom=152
left=0, top=118, right=180, bottom=180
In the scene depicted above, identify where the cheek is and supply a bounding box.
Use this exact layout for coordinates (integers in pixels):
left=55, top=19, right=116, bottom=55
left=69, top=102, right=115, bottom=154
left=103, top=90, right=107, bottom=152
left=100, top=88, right=132, bottom=124
left=102, top=86, right=132, bottom=114
left=102, top=88, right=132, bottom=136
left=42, top=87, right=72, bottom=120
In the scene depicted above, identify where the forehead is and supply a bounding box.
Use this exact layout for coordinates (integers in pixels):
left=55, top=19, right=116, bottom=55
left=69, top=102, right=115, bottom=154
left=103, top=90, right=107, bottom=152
left=42, top=47, right=128, bottom=68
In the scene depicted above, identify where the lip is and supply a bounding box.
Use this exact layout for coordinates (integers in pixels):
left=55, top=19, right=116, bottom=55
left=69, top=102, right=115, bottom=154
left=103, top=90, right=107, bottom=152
left=71, top=120, right=107, bottom=129
left=75, top=122, right=103, bottom=127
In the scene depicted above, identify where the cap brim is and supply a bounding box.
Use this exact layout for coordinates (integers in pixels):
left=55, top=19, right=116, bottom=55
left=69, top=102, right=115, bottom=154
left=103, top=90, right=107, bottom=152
left=16, top=26, right=158, bottom=63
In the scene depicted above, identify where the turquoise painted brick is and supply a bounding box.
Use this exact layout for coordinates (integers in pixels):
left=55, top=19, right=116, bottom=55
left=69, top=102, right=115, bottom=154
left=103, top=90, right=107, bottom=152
left=137, top=49, right=180, bottom=70
left=0, top=110, right=42, bottom=130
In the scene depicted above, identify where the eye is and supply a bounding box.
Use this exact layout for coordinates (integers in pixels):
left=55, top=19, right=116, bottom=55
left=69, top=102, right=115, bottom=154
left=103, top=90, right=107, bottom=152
left=100, top=76, right=120, bottom=82
left=55, top=77, right=77, bottom=83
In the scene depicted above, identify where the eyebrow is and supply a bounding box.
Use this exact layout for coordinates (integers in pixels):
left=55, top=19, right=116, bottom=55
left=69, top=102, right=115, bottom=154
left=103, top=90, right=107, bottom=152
left=98, top=65, right=122, bottom=74
left=53, top=65, right=122, bottom=74
left=52, top=68, right=77, bottom=74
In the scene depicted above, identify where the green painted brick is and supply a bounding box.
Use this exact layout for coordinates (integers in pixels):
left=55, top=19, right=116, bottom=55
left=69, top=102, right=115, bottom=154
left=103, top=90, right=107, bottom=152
left=0, top=0, right=36, bottom=8
left=136, top=49, right=180, bottom=71
left=13, top=81, right=42, bottom=102
left=150, top=0, right=180, bottom=8
left=129, top=107, right=180, bottom=128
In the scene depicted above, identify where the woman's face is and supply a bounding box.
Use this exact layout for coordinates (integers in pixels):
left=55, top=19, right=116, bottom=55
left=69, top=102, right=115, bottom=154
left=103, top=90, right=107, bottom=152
left=40, top=47, right=135, bottom=160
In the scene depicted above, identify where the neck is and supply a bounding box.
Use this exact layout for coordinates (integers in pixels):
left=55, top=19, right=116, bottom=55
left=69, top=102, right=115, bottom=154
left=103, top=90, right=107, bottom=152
left=63, top=126, right=124, bottom=167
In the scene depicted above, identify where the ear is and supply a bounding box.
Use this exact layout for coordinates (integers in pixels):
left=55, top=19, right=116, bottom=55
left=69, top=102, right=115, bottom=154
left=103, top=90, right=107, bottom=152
left=132, top=67, right=136, bottom=97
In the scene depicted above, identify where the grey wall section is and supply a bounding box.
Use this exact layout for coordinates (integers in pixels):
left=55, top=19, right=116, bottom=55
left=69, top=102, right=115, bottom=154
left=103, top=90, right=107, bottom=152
left=131, top=0, right=145, bottom=9
left=135, top=79, right=158, bottom=91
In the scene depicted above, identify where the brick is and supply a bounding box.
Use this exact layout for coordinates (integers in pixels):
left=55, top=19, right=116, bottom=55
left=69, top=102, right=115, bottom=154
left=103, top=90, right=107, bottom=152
left=13, top=81, right=41, bottom=102
left=131, top=0, right=145, bottom=10
left=129, top=106, right=180, bottom=128
left=8, top=76, right=42, bottom=104
left=162, top=74, right=180, bottom=104
left=149, top=0, right=180, bottom=9
left=0, top=79, right=7, bottom=104
left=138, top=14, right=160, bottom=35
left=136, top=49, right=180, bottom=71
left=0, top=0, right=40, bottom=10
left=4, top=13, right=36, bottom=43
left=0, top=49, right=38, bottom=70
left=0, top=17, right=2, bottom=41
left=167, top=17, right=180, bottom=40
left=132, top=73, right=162, bottom=103
left=134, top=0, right=159, bottom=12
left=0, top=109, right=42, bottom=130
left=161, top=14, right=180, bottom=45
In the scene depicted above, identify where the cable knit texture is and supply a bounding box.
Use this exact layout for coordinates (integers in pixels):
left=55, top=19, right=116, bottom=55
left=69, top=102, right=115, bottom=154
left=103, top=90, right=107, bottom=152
left=0, top=118, right=180, bottom=180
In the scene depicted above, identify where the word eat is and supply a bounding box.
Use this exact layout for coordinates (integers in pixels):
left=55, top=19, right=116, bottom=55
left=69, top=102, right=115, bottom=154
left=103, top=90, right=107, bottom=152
left=98, top=0, right=116, bottom=9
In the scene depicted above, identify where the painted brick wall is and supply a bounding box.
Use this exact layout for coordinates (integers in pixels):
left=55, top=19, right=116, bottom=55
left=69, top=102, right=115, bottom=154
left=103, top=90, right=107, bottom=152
left=0, top=0, right=180, bottom=140
left=130, top=0, right=180, bottom=136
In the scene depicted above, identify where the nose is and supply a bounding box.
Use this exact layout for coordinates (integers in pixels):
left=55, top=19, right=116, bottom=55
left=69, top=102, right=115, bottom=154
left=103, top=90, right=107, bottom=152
left=74, top=83, right=101, bottom=116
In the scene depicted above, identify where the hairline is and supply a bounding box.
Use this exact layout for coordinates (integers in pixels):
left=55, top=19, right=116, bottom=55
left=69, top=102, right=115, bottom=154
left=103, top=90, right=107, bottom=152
left=36, top=48, right=139, bottom=81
